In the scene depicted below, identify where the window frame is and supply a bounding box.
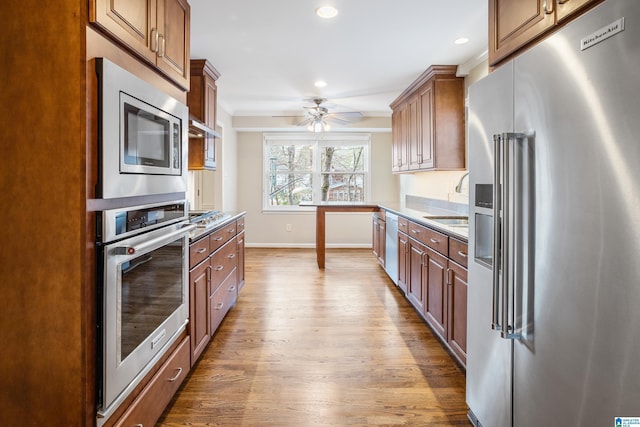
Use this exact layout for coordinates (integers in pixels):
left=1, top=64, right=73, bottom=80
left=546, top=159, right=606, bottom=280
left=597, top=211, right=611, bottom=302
left=263, top=133, right=371, bottom=211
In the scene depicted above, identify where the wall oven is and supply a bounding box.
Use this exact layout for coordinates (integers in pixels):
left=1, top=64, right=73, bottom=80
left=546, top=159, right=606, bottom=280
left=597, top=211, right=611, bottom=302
left=96, top=58, right=188, bottom=199
left=96, top=200, right=194, bottom=424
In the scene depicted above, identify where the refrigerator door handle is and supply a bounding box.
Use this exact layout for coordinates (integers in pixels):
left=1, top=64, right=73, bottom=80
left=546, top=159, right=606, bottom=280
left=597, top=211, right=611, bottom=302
left=493, top=132, right=525, bottom=340
left=491, top=134, right=502, bottom=332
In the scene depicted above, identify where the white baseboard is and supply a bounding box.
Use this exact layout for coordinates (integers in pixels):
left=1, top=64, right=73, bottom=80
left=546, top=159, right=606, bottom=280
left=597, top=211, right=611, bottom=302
left=246, top=243, right=372, bottom=249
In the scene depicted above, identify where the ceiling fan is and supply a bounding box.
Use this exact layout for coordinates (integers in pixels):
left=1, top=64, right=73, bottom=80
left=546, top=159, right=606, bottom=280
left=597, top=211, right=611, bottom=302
left=293, top=98, right=363, bottom=132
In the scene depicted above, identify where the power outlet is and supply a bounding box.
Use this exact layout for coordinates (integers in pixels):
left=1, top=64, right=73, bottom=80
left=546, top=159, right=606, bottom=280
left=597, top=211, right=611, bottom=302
left=285, top=224, right=293, bottom=232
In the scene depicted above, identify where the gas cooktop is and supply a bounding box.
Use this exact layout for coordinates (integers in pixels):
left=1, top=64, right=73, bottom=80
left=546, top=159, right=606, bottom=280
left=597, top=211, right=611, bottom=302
left=189, top=210, right=232, bottom=229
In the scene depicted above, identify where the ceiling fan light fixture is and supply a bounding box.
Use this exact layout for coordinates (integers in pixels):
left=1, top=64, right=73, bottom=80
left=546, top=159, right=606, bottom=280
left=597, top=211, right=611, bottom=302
left=309, top=120, right=329, bottom=133
left=316, top=6, right=338, bottom=19
left=314, top=80, right=327, bottom=88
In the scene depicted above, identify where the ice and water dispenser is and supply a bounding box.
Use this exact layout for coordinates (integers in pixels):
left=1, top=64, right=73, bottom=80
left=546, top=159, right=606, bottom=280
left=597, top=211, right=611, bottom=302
left=474, top=184, right=493, bottom=268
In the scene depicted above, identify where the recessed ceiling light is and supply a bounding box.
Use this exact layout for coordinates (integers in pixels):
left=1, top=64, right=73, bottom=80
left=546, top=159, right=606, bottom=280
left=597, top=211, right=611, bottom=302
left=316, top=6, right=338, bottom=19
left=454, top=37, right=469, bottom=45
left=314, top=80, right=327, bottom=88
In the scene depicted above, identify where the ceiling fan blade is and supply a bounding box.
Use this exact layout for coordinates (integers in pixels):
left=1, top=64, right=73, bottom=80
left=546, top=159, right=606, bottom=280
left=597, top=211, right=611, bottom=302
left=324, top=116, right=352, bottom=125
left=331, top=111, right=363, bottom=119
left=296, top=117, right=314, bottom=127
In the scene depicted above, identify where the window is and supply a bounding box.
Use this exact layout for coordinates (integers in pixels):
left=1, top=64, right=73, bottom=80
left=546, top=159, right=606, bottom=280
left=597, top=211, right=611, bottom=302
left=264, top=133, right=371, bottom=210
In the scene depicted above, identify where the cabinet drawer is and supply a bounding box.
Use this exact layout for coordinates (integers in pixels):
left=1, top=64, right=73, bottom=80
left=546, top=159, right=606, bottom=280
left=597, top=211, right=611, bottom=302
left=408, top=221, right=448, bottom=255
left=210, top=237, right=238, bottom=293
left=398, top=216, right=409, bottom=234
left=189, top=237, right=210, bottom=268
left=449, top=238, right=469, bottom=268
left=209, top=222, right=237, bottom=252
left=114, top=336, right=190, bottom=427
left=210, top=271, right=237, bottom=334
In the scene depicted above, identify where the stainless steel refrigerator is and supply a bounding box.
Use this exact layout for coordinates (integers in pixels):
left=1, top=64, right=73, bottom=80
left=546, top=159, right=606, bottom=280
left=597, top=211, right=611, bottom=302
left=467, top=1, right=640, bottom=426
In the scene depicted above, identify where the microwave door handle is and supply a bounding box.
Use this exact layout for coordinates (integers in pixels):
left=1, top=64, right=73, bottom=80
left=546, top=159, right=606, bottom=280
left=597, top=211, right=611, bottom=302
left=115, top=224, right=196, bottom=256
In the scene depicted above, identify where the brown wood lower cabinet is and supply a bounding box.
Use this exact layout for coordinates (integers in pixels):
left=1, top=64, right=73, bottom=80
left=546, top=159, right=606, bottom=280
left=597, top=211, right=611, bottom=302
left=189, top=258, right=211, bottom=364
left=210, top=271, right=237, bottom=333
left=394, top=217, right=467, bottom=367
left=372, top=211, right=386, bottom=267
left=188, top=215, right=245, bottom=367
left=114, top=336, right=190, bottom=427
left=408, top=237, right=427, bottom=313
left=447, top=259, right=467, bottom=365
left=424, top=246, right=448, bottom=338
left=237, top=232, right=245, bottom=292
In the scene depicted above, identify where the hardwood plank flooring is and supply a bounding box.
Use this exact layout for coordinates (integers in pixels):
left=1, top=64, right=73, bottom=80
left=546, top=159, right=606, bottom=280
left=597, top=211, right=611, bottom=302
left=158, top=248, right=468, bottom=426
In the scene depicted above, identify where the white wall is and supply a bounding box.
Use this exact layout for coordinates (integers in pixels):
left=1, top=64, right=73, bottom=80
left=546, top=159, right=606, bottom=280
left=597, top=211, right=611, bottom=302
left=236, top=128, right=398, bottom=248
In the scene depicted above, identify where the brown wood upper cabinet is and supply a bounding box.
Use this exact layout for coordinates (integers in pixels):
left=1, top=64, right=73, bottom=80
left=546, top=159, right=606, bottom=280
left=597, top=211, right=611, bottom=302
left=489, top=0, right=603, bottom=66
left=90, top=0, right=191, bottom=89
left=187, top=59, right=221, bottom=170
left=390, top=66, right=465, bottom=173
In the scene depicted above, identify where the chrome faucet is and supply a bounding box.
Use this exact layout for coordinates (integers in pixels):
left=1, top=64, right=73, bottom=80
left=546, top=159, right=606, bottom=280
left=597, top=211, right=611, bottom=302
left=454, top=172, right=469, bottom=193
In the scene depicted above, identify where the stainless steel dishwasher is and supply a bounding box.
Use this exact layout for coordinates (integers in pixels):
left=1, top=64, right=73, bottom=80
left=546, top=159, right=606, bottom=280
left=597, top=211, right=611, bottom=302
left=384, top=212, right=398, bottom=285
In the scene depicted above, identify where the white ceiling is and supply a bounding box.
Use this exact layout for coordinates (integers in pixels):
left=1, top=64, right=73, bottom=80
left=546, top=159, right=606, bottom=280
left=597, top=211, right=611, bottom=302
left=189, top=1, right=488, bottom=118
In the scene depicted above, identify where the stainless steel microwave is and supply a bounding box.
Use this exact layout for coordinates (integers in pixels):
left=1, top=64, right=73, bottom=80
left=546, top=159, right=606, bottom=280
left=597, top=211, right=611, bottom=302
left=96, top=58, right=188, bottom=199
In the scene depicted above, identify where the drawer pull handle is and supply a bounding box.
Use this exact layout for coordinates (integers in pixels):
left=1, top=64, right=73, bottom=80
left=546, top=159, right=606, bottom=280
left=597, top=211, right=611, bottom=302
left=429, top=238, right=439, bottom=244
left=410, top=229, right=420, bottom=234
left=213, top=236, right=223, bottom=241
left=216, top=302, right=224, bottom=310
left=457, top=250, right=468, bottom=258
left=168, top=367, right=183, bottom=382
left=229, top=285, right=236, bottom=292
left=228, top=228, right=236, bottom=233
left=227, top=253, right=236, bottom=259
left=196, top=248, right=207, bottom=254
left=213, top=265, right=224, bottom=271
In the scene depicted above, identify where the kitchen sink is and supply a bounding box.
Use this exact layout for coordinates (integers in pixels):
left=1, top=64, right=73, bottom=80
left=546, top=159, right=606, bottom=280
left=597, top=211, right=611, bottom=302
left=424, top=216, right=469, bottom=227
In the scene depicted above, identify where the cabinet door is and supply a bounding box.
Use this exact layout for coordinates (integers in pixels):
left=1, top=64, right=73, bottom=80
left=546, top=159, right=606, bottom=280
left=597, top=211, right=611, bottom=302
left=189, top=259, right=210, bottom=365
left=407, top=94, right=422, bottom=170
left=447, top=261, right=467, bottom=365
left=398, top=232, right=409, bottom=294
left=391, top=105, right=408, bottom=172
left=408, top=239, right=426, bottom=313
left=417, top=82, right=434, bottom=169
left=489, top=0, right=555, bottom=66
left=237, top=230, right=245, bottom=293
left=378, top=220, right=386, bottom=267
left=156, top=0, right=190, bottom=88
left=556, top=0, right=601, bottom=22
left=372, top=216, right=380, bottom=259
left=424, top=246, right=447, bottom=338
left=90, top=0, right=158, bottom=63
left=203, top=76, right=218, bottom=168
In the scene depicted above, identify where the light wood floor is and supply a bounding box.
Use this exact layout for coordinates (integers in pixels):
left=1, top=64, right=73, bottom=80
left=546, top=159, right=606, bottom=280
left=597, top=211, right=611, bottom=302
left=158, top=248, right=468, bottom=426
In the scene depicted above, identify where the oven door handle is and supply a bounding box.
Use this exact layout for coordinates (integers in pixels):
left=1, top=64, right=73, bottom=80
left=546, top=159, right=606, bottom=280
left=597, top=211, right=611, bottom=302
left=116, top=224, right=196, bottom=255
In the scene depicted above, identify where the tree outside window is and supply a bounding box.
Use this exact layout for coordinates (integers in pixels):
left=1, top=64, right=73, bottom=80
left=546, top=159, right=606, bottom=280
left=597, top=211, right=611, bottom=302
left=264, top=133, right=370, bottom=210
